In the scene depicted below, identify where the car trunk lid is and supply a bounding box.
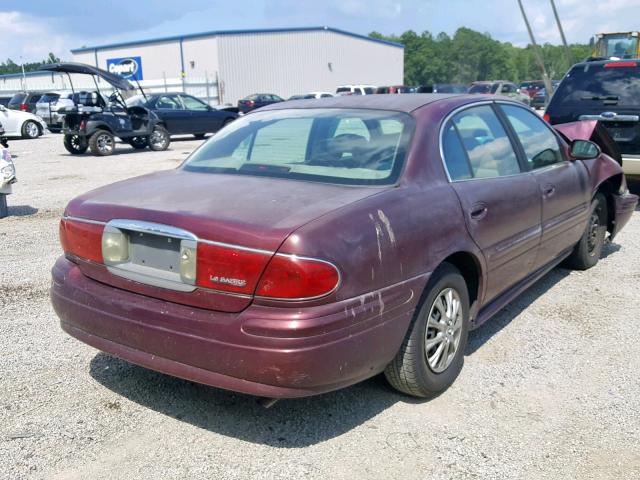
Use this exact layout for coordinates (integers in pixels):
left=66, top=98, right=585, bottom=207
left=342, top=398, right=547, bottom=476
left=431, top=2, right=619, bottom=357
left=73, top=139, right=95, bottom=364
left=64, top=169, right=387, bottom=312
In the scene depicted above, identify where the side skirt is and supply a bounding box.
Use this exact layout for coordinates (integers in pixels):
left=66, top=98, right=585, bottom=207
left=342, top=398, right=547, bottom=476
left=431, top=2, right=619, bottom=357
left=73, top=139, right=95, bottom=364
left=471, top=247, right=573, bottom=329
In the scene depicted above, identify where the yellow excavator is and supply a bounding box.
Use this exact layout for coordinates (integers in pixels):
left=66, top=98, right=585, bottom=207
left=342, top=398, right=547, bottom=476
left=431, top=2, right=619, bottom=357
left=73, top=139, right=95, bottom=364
left=592, top=32, right=640, bottom=59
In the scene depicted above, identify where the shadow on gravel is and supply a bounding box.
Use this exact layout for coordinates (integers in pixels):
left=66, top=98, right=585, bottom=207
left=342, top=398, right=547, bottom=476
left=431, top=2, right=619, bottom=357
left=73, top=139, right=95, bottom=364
left=466, top=266, right=572, bottom=355
left=6, top=205, right=38, bottom=217
left=90, top=353, right=407, bottom=447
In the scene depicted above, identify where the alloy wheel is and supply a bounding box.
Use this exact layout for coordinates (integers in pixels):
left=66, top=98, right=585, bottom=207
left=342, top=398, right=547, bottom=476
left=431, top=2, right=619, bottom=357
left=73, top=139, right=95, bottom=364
left=96, top=134, right=114, bottom=154
left=26, top=122, right=39, bottom=138
left=150, top=130, right=168, bottom=149
left=425, top=287, right=463, bottom=373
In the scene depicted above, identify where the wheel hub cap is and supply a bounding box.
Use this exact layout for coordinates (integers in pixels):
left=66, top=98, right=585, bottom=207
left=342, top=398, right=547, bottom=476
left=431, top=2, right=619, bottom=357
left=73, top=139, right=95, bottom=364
left=425, top=287, right=463, bottom=373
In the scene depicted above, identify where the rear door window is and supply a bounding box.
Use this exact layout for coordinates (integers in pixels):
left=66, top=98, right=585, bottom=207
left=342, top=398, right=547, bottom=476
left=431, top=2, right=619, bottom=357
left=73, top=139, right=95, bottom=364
left=179, top=95, right=208, bottom=111
left=155, top=95, right=181, bottom=110
left=443, top=105, right=521, bottom=179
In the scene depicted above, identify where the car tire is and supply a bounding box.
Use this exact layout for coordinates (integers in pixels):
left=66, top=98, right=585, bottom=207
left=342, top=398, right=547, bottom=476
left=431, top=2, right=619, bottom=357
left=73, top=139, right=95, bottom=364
left=63, top=134, right=88, bottom=155
left=88, top=131, right=115, bottom=156
left=0, top=194, right=8, bottom=218
left=193, top=133, right=206, bottom=139
left=129, top=136, right=149, bottom=149
left=384, top=263, right=469, bottom=398
left=149, top=126, right=170, bottom=151
left=21, top=120, right=40, bottom=139
left=565, top=193, right=608, bottom=270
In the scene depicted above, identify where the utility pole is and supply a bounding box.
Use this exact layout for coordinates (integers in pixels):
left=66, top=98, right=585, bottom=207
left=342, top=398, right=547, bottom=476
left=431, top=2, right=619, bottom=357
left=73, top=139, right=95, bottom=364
left=550, top=0, right=573, bottom=65
left=517, top=0, right=554, bottom=96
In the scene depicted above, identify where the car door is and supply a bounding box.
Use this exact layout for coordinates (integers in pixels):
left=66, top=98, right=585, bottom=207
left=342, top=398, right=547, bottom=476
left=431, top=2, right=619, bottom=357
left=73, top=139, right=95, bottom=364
left=442, top=104, right=542, bottom=302
left=153, top=95, right=187, bottom=134
left=0, top=107, right=19, bottom=135
left=498, top=103, right=591, bottom=268
left=178, top=94, right=221, bottom=133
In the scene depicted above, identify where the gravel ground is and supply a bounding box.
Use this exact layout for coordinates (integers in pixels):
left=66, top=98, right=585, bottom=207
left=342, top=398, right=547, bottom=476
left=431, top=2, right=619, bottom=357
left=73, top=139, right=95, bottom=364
left=1, top=134, right=639, bottom=480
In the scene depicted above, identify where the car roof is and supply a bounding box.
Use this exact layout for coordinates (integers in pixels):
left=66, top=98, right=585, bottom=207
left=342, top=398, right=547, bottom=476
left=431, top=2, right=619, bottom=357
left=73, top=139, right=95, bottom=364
left=259, top=93, right=472, bottom=113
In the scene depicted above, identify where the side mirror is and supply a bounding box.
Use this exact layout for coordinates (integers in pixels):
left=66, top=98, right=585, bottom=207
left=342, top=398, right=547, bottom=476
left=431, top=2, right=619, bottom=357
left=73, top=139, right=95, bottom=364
left=570, top=139, right=601, bottom=160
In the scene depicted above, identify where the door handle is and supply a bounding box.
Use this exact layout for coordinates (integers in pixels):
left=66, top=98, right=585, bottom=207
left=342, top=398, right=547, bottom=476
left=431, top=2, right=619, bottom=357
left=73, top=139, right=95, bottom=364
left=470, top=204, right=488, bottom=220
left=543, top=184, right=556, bottom=196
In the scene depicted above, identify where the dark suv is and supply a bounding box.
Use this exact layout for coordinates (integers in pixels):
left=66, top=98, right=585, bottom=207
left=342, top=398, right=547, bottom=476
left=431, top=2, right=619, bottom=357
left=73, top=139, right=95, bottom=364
left=545, top=59, right=640, bottom=177
left=8, top=92, right=43, bottom=113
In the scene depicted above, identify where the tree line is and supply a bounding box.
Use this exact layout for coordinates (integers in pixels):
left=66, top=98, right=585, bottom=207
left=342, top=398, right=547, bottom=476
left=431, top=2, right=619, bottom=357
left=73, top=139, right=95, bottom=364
left=370, top=27, right=591, bottom=85
left=0, top=53, right=61, bottom=76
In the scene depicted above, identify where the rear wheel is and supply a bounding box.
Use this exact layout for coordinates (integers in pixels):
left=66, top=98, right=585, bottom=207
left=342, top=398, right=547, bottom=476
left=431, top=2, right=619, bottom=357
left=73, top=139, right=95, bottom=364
left=22, top=120, right=40, bottom=139
left=89, top=131, right=115, bottom=156
left=565, top=193, right=608, bottom=270
left=129, top=136, right=149, bottom=149
left=149, top=126, right=170, bottom=151
left=385, top=263, right=469, bottom=398
left=63, top=134, right=88, bottom=154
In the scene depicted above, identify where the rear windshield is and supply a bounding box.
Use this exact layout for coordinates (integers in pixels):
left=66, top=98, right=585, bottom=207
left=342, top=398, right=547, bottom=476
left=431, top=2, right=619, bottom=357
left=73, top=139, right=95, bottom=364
left=553, top=63, right=640, bottom=107
left=40, top=93, right=60, bottom=103
left=182, top=108, right=414, bottom=186
left=469, top=84, right=492, bottom=94
left=8, top=93, right=27, bottom=105
left=434, top=84, right=468, bottom=94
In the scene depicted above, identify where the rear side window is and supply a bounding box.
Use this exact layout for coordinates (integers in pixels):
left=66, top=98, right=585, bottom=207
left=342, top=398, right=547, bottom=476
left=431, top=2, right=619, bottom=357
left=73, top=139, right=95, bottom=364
left=443, top=105, right=521, bottom=180
left=8, top=93, right=26, bottom=106
left=469, top=84, right=491, bottom=94
left=29, top=94, right=42, bottom=104
left=553, top=63, right=640, bottom=107
left=500, top=105, right=563, bottom=169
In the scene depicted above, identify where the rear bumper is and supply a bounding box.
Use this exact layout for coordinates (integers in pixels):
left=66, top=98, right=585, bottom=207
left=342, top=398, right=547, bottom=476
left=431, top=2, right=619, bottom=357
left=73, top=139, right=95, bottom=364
left=51, top=257, right=423, bottom=398
left=611, top=192, right=638, bottom=239
left=622, top=155, right=640, bottom=177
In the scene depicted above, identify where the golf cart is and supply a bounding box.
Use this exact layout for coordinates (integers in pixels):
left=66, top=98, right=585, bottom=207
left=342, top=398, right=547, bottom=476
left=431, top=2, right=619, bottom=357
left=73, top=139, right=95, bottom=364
left=38, top=62, right=170, bottom=156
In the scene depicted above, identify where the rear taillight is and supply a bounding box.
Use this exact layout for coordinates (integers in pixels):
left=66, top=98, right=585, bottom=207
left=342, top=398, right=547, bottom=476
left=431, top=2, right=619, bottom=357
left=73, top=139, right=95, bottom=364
left=79, top=120, right=86, bottom=130
left=59, top=218, right=104, bottom=263
left=196, top=243, right=270, bottom=295
left=19, top=104, right=28, bottom=111
left=604, top=61, right=637, bottom=68
left=543, top=113, right=550, bottom=122
left=256, top=254, right=340, bottom=300
left=247, top=100, right=255, bottom=106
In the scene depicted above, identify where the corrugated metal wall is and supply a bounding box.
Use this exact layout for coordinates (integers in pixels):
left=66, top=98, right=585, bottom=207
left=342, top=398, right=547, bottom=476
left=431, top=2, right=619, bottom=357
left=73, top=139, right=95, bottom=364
left=217, top=30, right=403, bottom=104
left=0, top=29, right=403, bottom=105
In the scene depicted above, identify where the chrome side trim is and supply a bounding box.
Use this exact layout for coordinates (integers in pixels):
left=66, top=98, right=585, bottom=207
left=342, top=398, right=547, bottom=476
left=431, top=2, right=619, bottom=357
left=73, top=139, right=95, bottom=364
left=64, top=216, right=107, bottom=226
left=108, top=219, right=197, bottom=241
left=199, top=238, right=273, bottom=256
left=579, top=114, right=639, bottom=122
left=63, top=216, right=273, bottom=255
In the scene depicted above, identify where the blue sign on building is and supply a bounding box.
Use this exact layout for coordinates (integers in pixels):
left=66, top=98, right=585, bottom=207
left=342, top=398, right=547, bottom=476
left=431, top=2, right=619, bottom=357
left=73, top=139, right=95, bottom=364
left=106, top=56, right=143, bottom=81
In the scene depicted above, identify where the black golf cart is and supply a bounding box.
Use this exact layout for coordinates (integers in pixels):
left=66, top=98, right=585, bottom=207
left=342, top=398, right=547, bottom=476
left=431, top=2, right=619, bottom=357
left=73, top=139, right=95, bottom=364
left=38, top=63, right=170, bottom=156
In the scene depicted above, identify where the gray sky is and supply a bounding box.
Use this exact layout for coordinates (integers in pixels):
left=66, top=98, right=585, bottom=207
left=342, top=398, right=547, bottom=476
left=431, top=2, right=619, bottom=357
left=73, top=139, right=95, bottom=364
left=2, top=0, right=640, bottom=62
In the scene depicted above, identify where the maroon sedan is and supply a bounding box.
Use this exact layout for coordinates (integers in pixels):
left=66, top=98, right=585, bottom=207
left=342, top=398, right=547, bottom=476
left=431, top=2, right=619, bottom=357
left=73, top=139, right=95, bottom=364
left=51, top=94, right=637, bottom=399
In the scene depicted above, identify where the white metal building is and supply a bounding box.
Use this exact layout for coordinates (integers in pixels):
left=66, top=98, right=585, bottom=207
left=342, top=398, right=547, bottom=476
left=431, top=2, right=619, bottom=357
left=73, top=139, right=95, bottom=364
left=0, top=27, right=404, bottom=105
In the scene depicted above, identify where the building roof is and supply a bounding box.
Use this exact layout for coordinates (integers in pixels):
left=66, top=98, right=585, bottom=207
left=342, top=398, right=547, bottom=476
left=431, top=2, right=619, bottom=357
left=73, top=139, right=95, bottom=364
left=70, top=26, right=404, bottom=54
